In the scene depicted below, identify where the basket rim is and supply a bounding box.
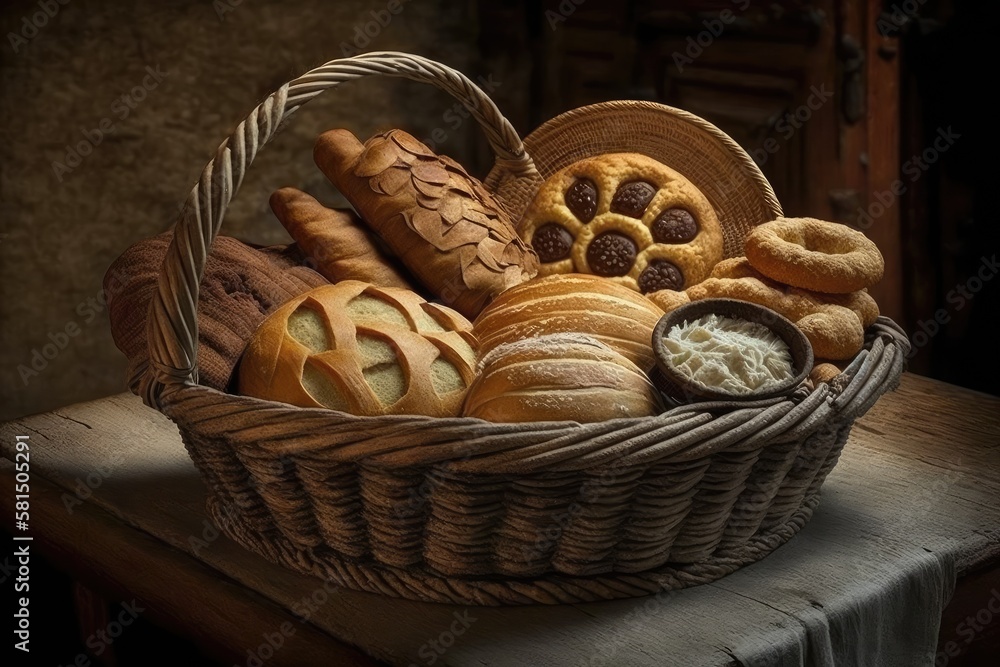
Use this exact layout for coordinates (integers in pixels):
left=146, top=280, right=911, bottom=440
left=160, top=318, right=907, bottom=474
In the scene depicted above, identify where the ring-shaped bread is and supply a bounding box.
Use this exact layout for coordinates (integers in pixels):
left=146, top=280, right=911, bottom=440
left=744, top=217, right=883, bottom=294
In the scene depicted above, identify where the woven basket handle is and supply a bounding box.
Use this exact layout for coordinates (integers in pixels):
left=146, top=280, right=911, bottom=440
left=142, top=51, right=537, bottom=407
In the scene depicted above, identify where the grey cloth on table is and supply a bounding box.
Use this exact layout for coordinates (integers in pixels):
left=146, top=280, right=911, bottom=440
left=729, top=549, right=957, bottom=667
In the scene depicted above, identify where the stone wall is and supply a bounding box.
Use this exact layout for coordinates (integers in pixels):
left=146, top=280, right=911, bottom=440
left=0, top=0, right=487, bottom=419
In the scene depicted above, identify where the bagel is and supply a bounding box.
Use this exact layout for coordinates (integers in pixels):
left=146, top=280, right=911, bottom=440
left=709, top=256, right=879, bottom=328
left=710, top=256, right=766, bottom=281
left=745, top=217, right=884, bottom=294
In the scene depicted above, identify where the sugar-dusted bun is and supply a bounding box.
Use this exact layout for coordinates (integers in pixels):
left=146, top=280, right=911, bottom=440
left=473, top=274, right=665, bottom=372
left=463, top=333, right=663, bottom=423
left=238, top=281, right=477, bottom=417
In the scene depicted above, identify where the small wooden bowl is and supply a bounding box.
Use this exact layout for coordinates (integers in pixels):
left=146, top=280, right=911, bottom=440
left=651, top=298, right=814, bottom=404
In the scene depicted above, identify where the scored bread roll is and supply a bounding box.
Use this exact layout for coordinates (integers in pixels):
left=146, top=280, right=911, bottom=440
left=238, top=281, right=477, bottom=417
left=269, top=187, right=412, bottom=288
left=463, top=333, right=663, bottom=423
left=313, top=128, right=538, bottom=319
left=473, top=274, right=665, bottom=372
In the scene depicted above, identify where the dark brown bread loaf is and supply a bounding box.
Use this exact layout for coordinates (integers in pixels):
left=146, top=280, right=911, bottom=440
left=105, top=233, right=327, bottom=396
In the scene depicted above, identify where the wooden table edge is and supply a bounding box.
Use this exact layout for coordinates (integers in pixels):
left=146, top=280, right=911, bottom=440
left=0, top=459, right=383, bottom=667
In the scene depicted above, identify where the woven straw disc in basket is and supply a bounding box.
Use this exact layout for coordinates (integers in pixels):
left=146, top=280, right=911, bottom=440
left=137, top=52, right=909, bottom=605
left=487, top=100, right=783, bottom=258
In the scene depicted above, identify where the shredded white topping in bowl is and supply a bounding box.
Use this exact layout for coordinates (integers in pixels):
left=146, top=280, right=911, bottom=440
left=661, top=314, right=794, bottom=395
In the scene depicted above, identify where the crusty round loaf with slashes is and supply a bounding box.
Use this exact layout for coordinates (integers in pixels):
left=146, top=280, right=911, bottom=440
left=462, top=333, right=663, bottom=423
left=473, top=274, right=665, bottom=372
left=238, top=281, right=477, bottom=417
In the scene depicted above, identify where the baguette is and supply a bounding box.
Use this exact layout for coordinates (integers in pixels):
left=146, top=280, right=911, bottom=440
left=270, top=187, right=412, bottom=289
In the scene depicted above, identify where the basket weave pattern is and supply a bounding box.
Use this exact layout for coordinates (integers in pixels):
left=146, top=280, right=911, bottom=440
left=139, top=52, right=909, bottom=605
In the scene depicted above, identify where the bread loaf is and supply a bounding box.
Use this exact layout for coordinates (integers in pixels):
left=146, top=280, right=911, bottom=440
left=809, top=362, right=843, bottom=385
left=269, top=187, right=412, bottom=288
left=313, top=128, right=538, bottom=318
left=238, top=281, right=477, bottom=417
left=106, top=233, right=327, bottom=396
left=473, top=274, right=665, bottom=372
left=463, top=333, right=663, bottom=423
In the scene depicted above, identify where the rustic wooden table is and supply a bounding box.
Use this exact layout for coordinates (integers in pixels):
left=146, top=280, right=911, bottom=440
left=2, top=373, right=998, bottom=666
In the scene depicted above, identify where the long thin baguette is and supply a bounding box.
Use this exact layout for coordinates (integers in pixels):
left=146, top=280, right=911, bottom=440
left=270, top=187, right=412, bottom=289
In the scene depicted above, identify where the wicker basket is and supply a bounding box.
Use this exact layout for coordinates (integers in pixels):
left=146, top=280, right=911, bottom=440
left=139, top=52, right=909, bottom=605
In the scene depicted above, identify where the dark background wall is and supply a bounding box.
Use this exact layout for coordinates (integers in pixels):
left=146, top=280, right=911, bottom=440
left=0, top=0, right=484, bottom=420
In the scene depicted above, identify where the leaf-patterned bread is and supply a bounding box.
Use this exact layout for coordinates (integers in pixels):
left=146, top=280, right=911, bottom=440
left=314, top=128, right=539, bottom=318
